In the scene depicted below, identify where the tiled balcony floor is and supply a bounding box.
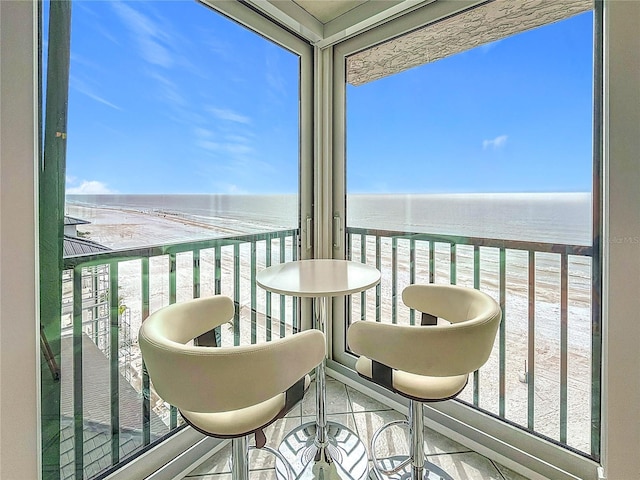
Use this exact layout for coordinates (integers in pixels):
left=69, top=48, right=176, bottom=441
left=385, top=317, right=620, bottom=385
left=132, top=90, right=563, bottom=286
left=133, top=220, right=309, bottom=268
left=183, top=378, right=530, bottom=480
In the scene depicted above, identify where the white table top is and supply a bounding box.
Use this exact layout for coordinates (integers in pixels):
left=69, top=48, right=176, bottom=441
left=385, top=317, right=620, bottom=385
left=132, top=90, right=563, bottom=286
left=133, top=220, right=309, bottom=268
left=256, top=259, right=381, bottom=297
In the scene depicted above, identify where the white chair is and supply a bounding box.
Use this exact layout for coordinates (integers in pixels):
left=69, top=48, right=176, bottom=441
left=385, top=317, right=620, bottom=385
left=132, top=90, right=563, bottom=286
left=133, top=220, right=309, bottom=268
left=139, top=295, right=325, bottom=480
left=347, top=284, right=501, bottom=480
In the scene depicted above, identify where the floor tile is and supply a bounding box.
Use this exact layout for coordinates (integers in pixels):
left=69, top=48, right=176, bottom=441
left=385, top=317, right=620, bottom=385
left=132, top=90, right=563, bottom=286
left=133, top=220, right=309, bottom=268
left=250, top=417, right=302, bottom=470
left=302, top=378, right=350, bottom=416
left=353, top=409, right=407, bottom=460
left=186, top=417, right=302, bottom=475
left=182, top=379, right=536, bottom=480
left=346, top=385, right=393, bottom=413
left=188, top=444, right=231, bottom=476
left=422, top=425, right=473, bottom=456
left=494, top=462, right=532, bottom=480
left=300, top=412, right=358, bottom=431
left=424, top=451, right=506, bottom=480
left=185, top=470, right=277, bottom=480
left=284, top=403, right=302, bottom=419
left=250, top=470, right=278, bottom=480
left=352, top=409, right=472, bottom=461
left=184, top=473, right=232, bottom=480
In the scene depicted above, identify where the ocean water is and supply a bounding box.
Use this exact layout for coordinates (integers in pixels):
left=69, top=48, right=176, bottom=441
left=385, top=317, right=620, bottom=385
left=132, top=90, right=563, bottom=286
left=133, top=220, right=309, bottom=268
left=67, top=192, right=592, bottom=245
left=348, top=192, right=592, bottom=245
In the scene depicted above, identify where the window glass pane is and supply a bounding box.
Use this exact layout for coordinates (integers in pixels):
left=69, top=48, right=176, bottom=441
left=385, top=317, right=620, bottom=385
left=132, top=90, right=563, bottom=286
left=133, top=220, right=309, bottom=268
left=346, top=9, right=595, bottom=455
left=347, top=13, right=592, bottom=243
left=58, top=1, right=301, bottom=477
left=65, top=1, right=300, bottom=248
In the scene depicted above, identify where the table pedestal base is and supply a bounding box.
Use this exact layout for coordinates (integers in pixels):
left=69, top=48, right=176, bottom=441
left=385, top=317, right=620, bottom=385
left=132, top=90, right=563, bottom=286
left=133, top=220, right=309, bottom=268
left=276, top=421, right=369, bottom=480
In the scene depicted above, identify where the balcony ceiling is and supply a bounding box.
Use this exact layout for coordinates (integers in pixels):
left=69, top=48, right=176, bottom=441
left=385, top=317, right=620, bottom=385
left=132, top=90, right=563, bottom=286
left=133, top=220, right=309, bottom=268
left=346, top=0, right=592, bottom=85
left=242, top=0, right=438, bottom=47
left=291, top=0, right=369, bottom=24
left=242, top=0, right=592, bottom=84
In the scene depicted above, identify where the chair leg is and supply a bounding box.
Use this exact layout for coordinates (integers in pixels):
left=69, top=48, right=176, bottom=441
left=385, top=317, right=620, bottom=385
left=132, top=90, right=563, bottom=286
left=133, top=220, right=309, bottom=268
left=409, top=400, right=425, bottom=480
left=231, top=436, right=250, bottom=480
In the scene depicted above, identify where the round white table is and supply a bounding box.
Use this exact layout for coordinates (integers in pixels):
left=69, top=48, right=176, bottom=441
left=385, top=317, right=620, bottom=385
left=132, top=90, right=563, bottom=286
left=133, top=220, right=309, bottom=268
left=256, top=259, right=381, bottom=480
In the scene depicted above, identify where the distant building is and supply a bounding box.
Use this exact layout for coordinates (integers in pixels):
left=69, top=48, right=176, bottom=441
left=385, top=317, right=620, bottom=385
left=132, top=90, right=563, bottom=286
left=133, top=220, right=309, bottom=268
left=64, top=215, right=110, bottom=257
left=63, top=215, right=90, bottom=237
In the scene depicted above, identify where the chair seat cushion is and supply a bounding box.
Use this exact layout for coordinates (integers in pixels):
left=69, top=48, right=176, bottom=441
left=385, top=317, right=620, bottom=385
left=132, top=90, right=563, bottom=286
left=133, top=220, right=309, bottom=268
left=181, top=392, right=286, bottom=436
left=180, top=374, right=311, bottom=437
left=355, top=356, right=468, bottom=401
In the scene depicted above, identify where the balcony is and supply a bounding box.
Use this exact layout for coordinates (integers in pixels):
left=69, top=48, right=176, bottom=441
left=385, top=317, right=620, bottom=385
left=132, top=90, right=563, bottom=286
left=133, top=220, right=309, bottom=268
left=182, top=377, right=529, bottom=480
left=56, top=227, right=597, bottom=479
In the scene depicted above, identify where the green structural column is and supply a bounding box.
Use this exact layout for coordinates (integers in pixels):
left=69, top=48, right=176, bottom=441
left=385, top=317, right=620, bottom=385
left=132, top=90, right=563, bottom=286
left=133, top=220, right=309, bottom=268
left=40, top=1, right=72, bottom=479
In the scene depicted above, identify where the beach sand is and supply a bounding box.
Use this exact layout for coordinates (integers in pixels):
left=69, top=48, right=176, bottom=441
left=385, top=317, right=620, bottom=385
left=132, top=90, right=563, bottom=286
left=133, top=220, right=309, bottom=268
left=64, top=204, right=594, bottom=454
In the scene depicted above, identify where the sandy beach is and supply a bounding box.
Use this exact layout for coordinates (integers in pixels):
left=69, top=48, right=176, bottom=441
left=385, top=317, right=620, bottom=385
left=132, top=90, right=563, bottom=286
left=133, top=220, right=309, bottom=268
left=64, top=203, right=594, bottom=454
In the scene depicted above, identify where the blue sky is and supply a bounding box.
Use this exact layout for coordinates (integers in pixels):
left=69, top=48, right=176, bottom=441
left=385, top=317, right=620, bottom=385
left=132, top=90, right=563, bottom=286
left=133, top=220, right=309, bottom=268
left=347, top=10, right=594, bottom=194
left=62, top=2, right=593, bottom=195
left=65, top=0, right=299, bottom=195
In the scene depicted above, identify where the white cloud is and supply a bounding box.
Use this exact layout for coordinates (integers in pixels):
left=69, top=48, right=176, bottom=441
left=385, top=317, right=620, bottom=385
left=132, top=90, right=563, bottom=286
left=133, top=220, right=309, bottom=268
left=112, top=2, right=173, bottom=68
left=71, top=75, right=122, bottom=111
left=224, top=184, right=248, bottom=194
left=148, top=71, right=185, bottom=106
left=197, top=140, right=221, bottom=152
left=483, top=135, right=508, bottom=150
left=66, top=180, right=116, bottom=194
left=94, top=23, right=121, bottom=46
left=204, top=36, right=232, bottom=59
left=209, top=107, right=251, bottom=124
left=70, top=52, right=102, bottom=71
left=194, top=127, right=213, bottom=138
left=225, top=134, right=251, bottom=143
left=80, top=91, right=122, bottom=111
left=480, top=39, right=501, bottom=53
left=196, top=139, right=254, bottom=156
left=265, top=52, right=287, bottom=98
left=224, top=143, right=253, bottom=155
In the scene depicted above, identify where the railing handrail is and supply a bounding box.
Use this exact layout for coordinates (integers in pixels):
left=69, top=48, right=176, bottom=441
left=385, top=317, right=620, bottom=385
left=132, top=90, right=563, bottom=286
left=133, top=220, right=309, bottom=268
left=63, top=227, right=591, bottom=269
left=346, top=226, right=592, bottom=256
left=62, top=229, right=299, bottom=268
